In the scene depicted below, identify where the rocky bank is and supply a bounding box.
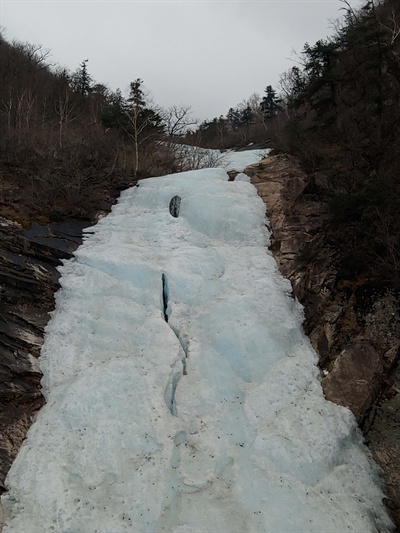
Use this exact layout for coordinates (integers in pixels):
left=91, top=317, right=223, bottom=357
left=245, top=153, right=400, bottom=529
left=0, top=219, right=93, bottom=522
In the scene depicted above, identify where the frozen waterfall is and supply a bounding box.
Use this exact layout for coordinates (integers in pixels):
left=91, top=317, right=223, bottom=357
left=1, top=157, right=393, bottom=532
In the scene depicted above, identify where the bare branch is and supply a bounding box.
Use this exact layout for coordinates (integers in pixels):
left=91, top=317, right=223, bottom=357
left=11, top=40, right=51, bottom=69
left=380, top=9, right=400, bottom=44
left=161, top=105, right=198, bottom=137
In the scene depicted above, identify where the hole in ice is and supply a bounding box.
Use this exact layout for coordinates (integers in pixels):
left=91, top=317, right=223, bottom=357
left=161, top=273, right=169, bottom=323
left=169, top=195, right=181, bottom=218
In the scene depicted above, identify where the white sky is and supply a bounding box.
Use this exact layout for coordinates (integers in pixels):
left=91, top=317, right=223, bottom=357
left=1, top=0, right=362, bottom=120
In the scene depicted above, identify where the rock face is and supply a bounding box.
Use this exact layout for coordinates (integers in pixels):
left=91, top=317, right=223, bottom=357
left=246, top=153, right=400, bottom=528
left=323, top=341, right=383, bottom=417
left=0, top=217, right=89, bottom=496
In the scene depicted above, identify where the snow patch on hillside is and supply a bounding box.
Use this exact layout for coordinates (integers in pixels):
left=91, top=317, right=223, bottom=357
left=172, top=143, right=269, bottom=172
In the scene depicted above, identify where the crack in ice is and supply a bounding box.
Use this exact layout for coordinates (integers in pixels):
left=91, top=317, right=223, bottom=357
left=162, top=273, right=189, bottom=417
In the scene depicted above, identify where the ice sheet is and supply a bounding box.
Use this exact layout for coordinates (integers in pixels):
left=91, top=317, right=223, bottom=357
left=2, top=167, right=392, bottom=532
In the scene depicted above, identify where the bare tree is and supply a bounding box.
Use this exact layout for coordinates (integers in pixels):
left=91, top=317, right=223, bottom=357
left=172, top=143, right=225, bottom=171
left=380, top=8, right=400, bottom=44
left=2, top=90, right=14, bottom=128
left=125, top=105, right=154, bottom=176
left=120, top=79, right=164, bottom=176
left=246, top=92, right=272, bottom=131
left=15, top=91, right=35, bottom=150
left=11, top=40, right=51, bottom=69
left=54, top=86, right=79, bottom=149
left=161, top=104, right=198, bottom=137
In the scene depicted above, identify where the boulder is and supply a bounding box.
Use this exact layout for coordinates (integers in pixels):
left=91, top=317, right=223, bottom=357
left=322, top=341, right=383, bottom=422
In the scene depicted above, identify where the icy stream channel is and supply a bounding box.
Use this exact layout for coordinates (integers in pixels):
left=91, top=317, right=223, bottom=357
left=2, top=161, right=393, bottom=531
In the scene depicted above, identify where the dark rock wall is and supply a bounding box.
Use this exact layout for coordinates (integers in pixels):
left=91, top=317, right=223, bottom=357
left=0, top=218, right=88, bottom=491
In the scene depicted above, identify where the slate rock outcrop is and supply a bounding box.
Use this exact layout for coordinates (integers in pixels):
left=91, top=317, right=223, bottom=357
left=0, top=217, right=88, bottom=492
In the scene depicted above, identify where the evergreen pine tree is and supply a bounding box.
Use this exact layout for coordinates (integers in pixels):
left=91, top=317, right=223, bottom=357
left=226, top=107, right=242, bottom=129
left=101, top=88, right=128, bottom=129
left=240, top=104, right=253, bottom=126
left=73, top=59, right=92, bottom=96
left=261, top=85, right=281, bottom=118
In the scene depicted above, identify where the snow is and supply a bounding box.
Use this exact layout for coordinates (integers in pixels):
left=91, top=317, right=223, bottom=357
left=221, top=148, right=270, bottom=172
left=172, top=143, right=269, bottom=172
left=1, top=161, right=393, bottom=532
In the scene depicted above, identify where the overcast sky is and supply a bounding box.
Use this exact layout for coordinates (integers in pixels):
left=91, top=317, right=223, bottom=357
left=1, top=0, right=362, bottom=120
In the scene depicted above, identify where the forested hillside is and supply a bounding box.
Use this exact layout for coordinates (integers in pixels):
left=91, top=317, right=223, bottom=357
left=0, top=37, right=196, bottom=222
left=183, top=85, right=281, bottom=149
left=275, top=0, right=400, bottom=286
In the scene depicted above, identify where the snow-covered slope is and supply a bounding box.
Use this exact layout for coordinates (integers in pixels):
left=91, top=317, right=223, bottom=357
left=172, top=143, right=269, bottom=172
left=221, top=147, right=270, bottom=172
left=2, top=164, right=392, bottom=532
